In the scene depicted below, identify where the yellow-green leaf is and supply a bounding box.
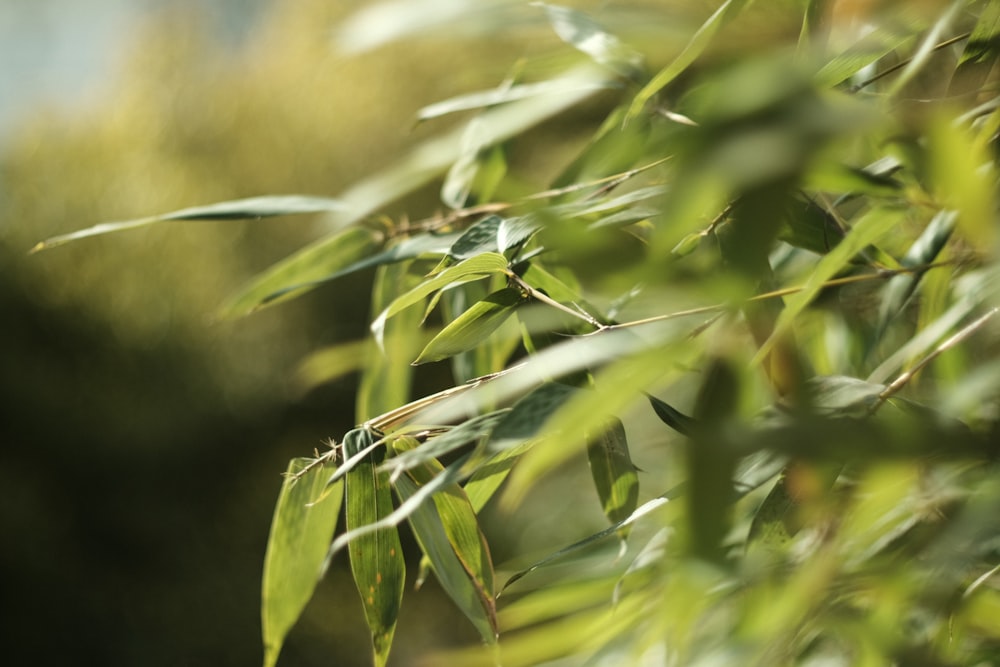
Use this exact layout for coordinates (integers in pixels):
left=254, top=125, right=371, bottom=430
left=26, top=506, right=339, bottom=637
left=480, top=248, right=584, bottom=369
left=392, top=436, right=498, bottom=642
left=220, top=225, right=383, bottom=318
left=344, top=428, right=405, bottom=667
left=586, top=417, right=639, bottom=537
left=414, top=286, right=525, bottom=364
left=261, top=458, right=343, bottom=667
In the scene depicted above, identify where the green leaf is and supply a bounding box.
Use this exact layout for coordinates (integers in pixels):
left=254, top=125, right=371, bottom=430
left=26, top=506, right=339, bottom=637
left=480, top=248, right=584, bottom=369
left=414, top=286, right=526, bottom=364
left=464, top=442, right=533, bottom=513
left=261, top=458, right=343, bottom=667
left=392, top=436, right=498, bottom=643
left=377, top=252, right=510, bottom=329
left=875, top=209, right=956, bottom=340
left=448, top=215, right=504, bottom=260
left=746, top=470, right=797, bottom=555
left=488, top=382, right=580, bottom=446
left=949, top=0, right=1000, bottom=96
left=645, top=393, right=697, bottom=437
left=626, top=0, right=751, bottom=120
left=885, top=0, right=964, bottom=97
left=30, top=195, right=349, bottom=252
left=442, top=118, right=508, bottom=209
left=814, top=25, right=913, bottom=87
left=219, top=225, right=383, bottom=318
left=343, top=429, right=406, bottom=667
left=586, top=418, right=639, bottom=537
left=417, top=78, right=616, bottom=122
left=536, top=3, right=645, bottom=81
left=357, top=261, right=424, bottom=422
left=382, top=411, right=510, bottom=479
left=754, top=205, right=905, bottom=365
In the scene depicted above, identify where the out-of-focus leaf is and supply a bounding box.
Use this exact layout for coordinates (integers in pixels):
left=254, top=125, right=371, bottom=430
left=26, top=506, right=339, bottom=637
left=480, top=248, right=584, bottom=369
left=928, top=113, right=997, bottom=249
left=586, top=418, right=639, bottom=537
left=261, top=458, right=343, bottom=667
left=875, top=209, right=956, bottom=339
left=687, top=358, right=740, bottom=563
left=501, top=496, right=671, bottom=593
left=806, top=375, right=885, bottom=417
left=948, top=1, right=1000, bottom=96
left=264, top=231, right=462, bottom=306
left=449, top=215, right=504, bottom=260
left=415, top=287, right=526, bottom=364
left=627, top=0, right=751, bottom=119
left=464, top=442, right=533, bottom=513
left=335, top=0, right=514, bottom=54
left=417, top=78, right=617, bottom=122
left=498, top=215, right=543, bottom=253
left=343, top=428, right=405, bottom=667
left=219, top=225, right=383, bottom=318
left=746, top=471, right=796, bottom=555
left=358, top=261, right=424, bottom=422
left=392, top=436, right=498, bottom=642
left=536, top=3, right=645, bottom=81
left=442, top=118, right=507, bottom=209
left=488, top=382, right=580, bottom=447
left=815, top=25, right=913, bottom=87
left=885, top=0, right=964, bottom=96
left=295, top=339, right=371, bottom=393
left=755, top=205, right=905, bottom=365
left=30, top=195, right=349, bottom=252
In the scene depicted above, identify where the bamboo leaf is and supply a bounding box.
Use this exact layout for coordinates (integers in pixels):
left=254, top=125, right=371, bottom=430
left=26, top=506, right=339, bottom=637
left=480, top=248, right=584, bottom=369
left=377, top=252, right=510, bottom=326
left=536, top=3, right=645, bottom=81
left=875, top=209, right=956, bottom=340
left=754, top=205, right=905, bottom=366
left=948, top=0, right=1000, bottom=96
left=31, top=195, right=349, bottom=252
left=417, top=78, right=615, bottom=122
left=448, top=215, right=504, bottom=260
left=261, top=458, right=343, bottom=667
left=586, top=418, right=639, bottom=537
left=626, top=0, right=751, bottom=120
left=392, top=436, right=498, bottom=642
left=745, top=470, right=797, bottom=555
left=219, top=225, right=383, bottom=318
left=645, top=393, right=697, bottom=437
left=343, top=428, right=406, bottom=667
left=464, top=442, right=533, bottom=513
left=414, top=286, right=526, bottom=364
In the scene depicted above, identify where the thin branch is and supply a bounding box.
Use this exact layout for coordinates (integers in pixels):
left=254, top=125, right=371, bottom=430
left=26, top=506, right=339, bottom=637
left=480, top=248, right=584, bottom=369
left=868, top=307, right=998, bottom=414
left=851, top=31, right=970, bottom=93
left=507, top=271, right=606, bottom=331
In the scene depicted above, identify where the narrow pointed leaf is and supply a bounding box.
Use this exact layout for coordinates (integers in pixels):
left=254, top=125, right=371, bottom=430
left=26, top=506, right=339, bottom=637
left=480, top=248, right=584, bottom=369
left=645, top=393, right=697, bottom=436
left=536, top=3, right=645, bottom=80
left=392, top=436, right=498, bottom=642
left=875, top=209, right=956, bottom=339
left=746, top=470, right=797, bottom=554
left=414, top=287, right=526, bottom=364
left=31, top=195, right=349, bottom=252
left=261, top=458, right=343, bottom=667
left=417, top=78, right=615, bottom=122
left=219, top=225, right=383, bottom=318
left=378, top=252, right=510, bottom=327
left=448, top=215, right=504, bottom=260
left=343, top=429, right=405, bottom=667
left=754, top=205, right=905, bottom=365
left=586, top=418, right=639, bottom=536
left=949, top=1, right=1000, bottom=96
left=626, top=0, right=750, bottom=119
left=464, top=442, right=533, bottom=513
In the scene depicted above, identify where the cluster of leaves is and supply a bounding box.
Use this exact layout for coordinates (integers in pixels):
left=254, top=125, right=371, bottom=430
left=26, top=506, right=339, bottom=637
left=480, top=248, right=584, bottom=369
left=37, top=0, right=1000, bottom=665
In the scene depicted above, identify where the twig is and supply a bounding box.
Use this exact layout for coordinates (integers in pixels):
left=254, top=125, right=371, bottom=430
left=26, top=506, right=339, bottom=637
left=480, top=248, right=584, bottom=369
left=851, top=32, right=970, bottom=93
left=868, top=307, right=998, bottom=414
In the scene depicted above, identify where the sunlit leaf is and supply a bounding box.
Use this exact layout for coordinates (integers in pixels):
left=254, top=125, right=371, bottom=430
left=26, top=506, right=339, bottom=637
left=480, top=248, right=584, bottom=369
left=755, top=205, right=905, bottom=365
left=448, top=215, right=504, bottom=260
left=626, top=0, right=751, bottom=120
left=343, top=428, right=405, bottom=667
left=414, top=286, right=526, bottom=364
left=392, top=436, right=498, bottom=642
left=948, top=0, right=1000, bottom=96
left=30, top=195, right=349, bottom=252
left=261, top=458, right=343, bottom=667
left=536, top=3, right=645, bottom=81
left=586, top=417, right=639, bottom=536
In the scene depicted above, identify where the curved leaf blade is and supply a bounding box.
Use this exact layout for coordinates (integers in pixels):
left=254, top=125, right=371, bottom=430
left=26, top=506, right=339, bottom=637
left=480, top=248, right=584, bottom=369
left=31, top=195, right=349, bottom=252
left=219, top=225, right=384, bottom=318
left=392, top=436, right=498, bottom=643
left=414, top=286, right=526, bottom=364
left=261, top=458, right=343, bottom=667
left=586, top=417, right=639, bottom=537
left=343, top=429, right=406, bottom=667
